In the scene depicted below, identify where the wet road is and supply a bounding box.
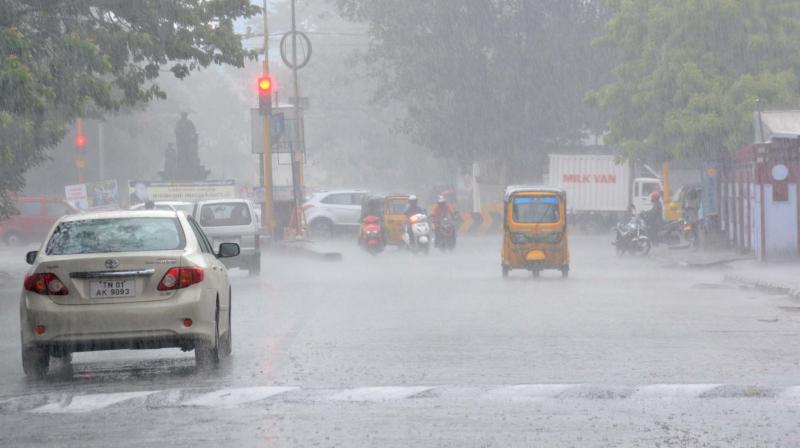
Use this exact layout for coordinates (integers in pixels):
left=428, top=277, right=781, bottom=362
left=1, top=235, right=799, bottom=447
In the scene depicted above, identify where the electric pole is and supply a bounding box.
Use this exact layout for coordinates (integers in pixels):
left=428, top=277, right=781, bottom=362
left=261, top=0, right=275, bottom=237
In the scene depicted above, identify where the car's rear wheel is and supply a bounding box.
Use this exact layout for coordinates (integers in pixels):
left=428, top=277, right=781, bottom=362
left=21, top=346, right=50, bottom=379
left=247, top=253, right=261, bottom=276
left=195, top=302, right=220, bottom=367
left=310, top=218, right=334, bottom=240
left=221, top=290, right=232, bottom=356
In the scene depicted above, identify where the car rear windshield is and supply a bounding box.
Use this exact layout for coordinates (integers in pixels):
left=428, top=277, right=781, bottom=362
left=198, top=202, right=252, bottom=227
left=512, top=196, right=560, bottom=223
left=46, top=218, right=186, bottom=255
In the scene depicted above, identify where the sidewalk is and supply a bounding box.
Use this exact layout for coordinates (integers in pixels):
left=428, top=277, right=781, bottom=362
left=650, top=244, right=800, bottom=299
left=723, top=260, right=800, bottom=300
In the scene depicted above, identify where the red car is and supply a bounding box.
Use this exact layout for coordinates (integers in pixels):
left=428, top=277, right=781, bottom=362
left=0, top=197, right=77, bottom=246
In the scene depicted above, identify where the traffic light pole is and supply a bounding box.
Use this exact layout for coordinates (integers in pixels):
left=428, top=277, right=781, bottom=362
left=75, top=118, right=86, bottom=183
left=289, top=0, right=305, bottom=236
left=261, top=0, right=275, bottom=237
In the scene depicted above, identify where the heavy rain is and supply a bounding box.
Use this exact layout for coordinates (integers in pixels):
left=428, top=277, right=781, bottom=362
left=1, top=0, right=800, bottom=446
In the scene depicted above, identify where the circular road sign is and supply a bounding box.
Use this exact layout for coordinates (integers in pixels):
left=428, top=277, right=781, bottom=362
left=280, top=31, right=312, bottom=70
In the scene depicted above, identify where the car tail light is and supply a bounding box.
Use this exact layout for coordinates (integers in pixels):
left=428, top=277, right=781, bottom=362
left=158, top=267, right=204, bottom=291
left=35, top=325, right=46, bottom=335
left=24, top=273, right=69, bottom=296
left=183, top=318, right=193, bottom=327
left=302, top=203, right=314, bottom=210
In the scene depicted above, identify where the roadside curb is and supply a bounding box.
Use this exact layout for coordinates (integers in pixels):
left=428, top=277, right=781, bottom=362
left=724, top=274, right=800, bottom=300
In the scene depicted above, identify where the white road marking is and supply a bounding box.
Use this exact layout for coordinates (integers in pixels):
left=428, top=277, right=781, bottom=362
left=483, top=384, right=574, bottom=401
left=631, top=384, right=722, bottom=399
left=329, top=386, right=433, bottom=402
left=11, top=383, right=799, bottom=415
left=183, top=386, right=297, bottom=408
left=30, top=391, right=157, bottom=414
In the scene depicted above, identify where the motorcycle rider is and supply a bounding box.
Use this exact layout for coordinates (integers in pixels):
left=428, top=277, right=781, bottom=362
left=641, top=191, right=664, bottom=241
left=429, top=195, right=454, bottom=223
left=430, top=195, right=456, bottom=248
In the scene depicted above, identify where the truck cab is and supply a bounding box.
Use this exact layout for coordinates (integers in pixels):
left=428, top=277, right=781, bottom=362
left=631, top=177, right=663, bottom=213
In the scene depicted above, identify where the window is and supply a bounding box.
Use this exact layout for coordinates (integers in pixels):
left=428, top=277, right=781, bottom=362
left=641, top=182, right=660, bottom=196
left=351, top=193, right=365, bottom=205
left=188, top=218, right=213, bottom=253
left=18, top=201, right=41, bottom=216
left=45, top=202, right=71, bottom=217
left=321, top=194, right=353, bottom=205
left=387, top=199, right=408, bottom=214
left=198, top=202, right=252, bottom=227
left=512, top=196, right=560, bottom=223
left=46, top=218, right=185, bottom=255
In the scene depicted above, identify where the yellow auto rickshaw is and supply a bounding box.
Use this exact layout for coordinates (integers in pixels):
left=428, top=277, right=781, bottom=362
left=501, top=186, right=569, bottom=278
left=383, top=194, right=410, bottom=245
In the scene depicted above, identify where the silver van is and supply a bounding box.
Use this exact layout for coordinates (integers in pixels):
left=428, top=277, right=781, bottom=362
left=194, top=199, right=262, bottom=275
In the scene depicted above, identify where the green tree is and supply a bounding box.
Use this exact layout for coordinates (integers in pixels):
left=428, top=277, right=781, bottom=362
left=0, top=0, right=259, bottom=216
left=335, top=0, right=614, bottom=174
left=587, top=0, right=800, bottom=161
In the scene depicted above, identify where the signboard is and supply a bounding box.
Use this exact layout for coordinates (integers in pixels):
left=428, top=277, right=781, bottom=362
left=128, top=180, right=236, bottom=205
left=251, top=110, right=289, bottom=154
left=64, top=184, right=88, bottom=210
left=65, top=180, right=119, bottom=210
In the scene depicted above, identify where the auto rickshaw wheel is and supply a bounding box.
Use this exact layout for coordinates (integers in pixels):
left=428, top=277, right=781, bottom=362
left=531, top=270, right=540, bottom=278
left=502, top=265, right=510, bottom=278
left=561, top=265, right=569, bottom=278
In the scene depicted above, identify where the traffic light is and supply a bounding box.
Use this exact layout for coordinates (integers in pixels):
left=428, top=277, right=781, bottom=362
left=258, top=75, right=272, bottom=116
left=74, top=132, right=86, bottom=152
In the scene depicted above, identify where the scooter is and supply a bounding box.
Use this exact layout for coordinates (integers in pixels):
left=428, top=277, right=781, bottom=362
left=434, top=215, right=457, bottom=251
left=402, top=213, right=431, bottom=254
left=613, top=215, right=651, bottom=256
left=358, top=215, right=385, bottom=255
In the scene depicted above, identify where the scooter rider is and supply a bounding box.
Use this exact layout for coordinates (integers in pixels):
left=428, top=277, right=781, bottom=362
left=404, top=195, right=426, bottom=245
left=404, top=195, right=425, bottom=217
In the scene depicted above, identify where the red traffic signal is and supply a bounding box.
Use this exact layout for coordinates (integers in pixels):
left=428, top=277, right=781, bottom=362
left=75, top=132, right=86, bottom=152
left=258, top=76, right=272, bottom=93
left=258, top=75, right=273, bottom=116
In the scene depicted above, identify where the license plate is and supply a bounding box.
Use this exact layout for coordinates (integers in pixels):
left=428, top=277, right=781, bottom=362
left=90, top=279, right=135, bottom=298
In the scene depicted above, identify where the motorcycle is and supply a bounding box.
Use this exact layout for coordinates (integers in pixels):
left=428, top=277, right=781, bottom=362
left=358, top=215, right=385, bottom=255
left=402, top=213, right=432, bottom=254
left=640, top=211, right=682, bottom=247
left=613, top=215, right=651, bottom=256
left=434, top=215, right=457, bottom=251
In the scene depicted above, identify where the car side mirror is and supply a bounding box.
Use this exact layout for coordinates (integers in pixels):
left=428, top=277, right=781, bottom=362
left=25, top=251, right=37, bottom=265
left=217, top=242, right=240, bottom=258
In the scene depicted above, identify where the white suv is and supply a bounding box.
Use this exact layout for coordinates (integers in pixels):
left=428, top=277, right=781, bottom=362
left=303, top=190, right=367, bottom=237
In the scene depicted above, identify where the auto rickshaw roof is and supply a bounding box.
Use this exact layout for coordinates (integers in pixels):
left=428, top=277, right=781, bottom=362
left=504, top=185, right=566, bottom=202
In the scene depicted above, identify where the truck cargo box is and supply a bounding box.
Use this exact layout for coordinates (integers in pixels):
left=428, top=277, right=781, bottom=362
left=548, top=154, right=632, bottom=213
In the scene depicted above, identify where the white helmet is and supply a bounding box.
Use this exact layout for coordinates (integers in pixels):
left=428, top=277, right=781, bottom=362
left=409, top=194, right=418, bottom=202
left=437, top=195, right=446, bottom=203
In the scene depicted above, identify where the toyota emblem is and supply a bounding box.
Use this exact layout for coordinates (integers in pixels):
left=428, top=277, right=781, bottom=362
left=105, top=259, right=120, bottom=269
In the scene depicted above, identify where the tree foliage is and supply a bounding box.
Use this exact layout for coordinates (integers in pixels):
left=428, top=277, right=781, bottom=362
left=0, top=0, right=258, bottom=216
left=587, top=0, right=800, bottom=161
left=335, top=0, right=614, bottom=169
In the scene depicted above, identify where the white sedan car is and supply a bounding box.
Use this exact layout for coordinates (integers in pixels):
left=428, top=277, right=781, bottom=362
left=19, top=210, right=239, bottom=378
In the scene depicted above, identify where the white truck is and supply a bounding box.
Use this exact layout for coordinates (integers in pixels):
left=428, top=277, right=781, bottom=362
left=547, top=154, right=662, bottom=229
